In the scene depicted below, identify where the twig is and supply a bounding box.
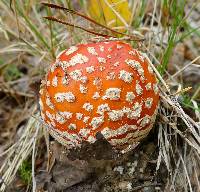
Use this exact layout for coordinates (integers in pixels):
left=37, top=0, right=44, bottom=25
left=131, top=182, right=162, bottom=191
left=32, top=123, right=39, bottom=192
left=44, top=16, right=112, bottom=38
left=0, top=87, right=34, bottom=98
left=42, top=2, right=127, bottom=37
left=172, top=55, right=200, bottom=78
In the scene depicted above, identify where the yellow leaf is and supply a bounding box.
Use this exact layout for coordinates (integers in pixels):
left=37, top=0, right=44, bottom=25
left=88, top=0, right=131, bottom=33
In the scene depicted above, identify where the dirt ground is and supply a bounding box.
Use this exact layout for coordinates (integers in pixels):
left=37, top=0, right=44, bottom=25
left=0, top=1, right=200, bottom=192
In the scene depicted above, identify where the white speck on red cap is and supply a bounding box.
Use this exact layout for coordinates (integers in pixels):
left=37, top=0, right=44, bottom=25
left=106, top=72, right=116, bottom=80
left=137, top=52, right=145, bottom=62
left=113, top=61, right=120, bottom=67
left=97, top=57, right=106, bottom=64
left=41, top=80, right=46, bottom=86
left=79, top=128, right=90, bottom=137
left=86, top=66, right=95, bottom=73
left=87, top=135, right=96, bottom=143
left=148, top=65, right=154, bottom=74
left=87, top=47, right=98, bottom=55
left=97, top=103, right=110, bottom=115
left=137, top=115, right=151, bottom=127
left=50, top=64, right=56, bottom=73
left=54, top=92, right=75, bottom=103
left=62, top=76, right=69, bottom=85
left=52, top=76, right=58, bottom=87
left=126, top=92, right=135, bottom=103
left=93, top=77, right=102, bottom=87
left=83, top=103, right=93, bottom=112
left=119, top=70, right=133, bottom=83
left=103, top=88, right=121, bottom=100
left=68, top=123, right=77, bottom=130
left=117, top=44, right=122, bottom=49
left=145, top=83, right=152, bottom=91
left=99, top=45, right=104, bottom=52
left=46, top=111, right=55, bottom=121
left=108, top=110, right=124, bottom=121
left=80, top=84, right=87, bottom=94
left=153, top=83, right=159, bottom=94
left=90, top=116, right=104, bottom=129
left=80, top=76, right=88, bottom=84
left=49, top=121, right=56, bottom=127
left=101, top=124, right=137, bottom=139
left=46, top=80, right=50, bottom=86
left=131, top=102, right=142, bottom=119
left=59, top=111, right=73, bottom=119
left=76, top=113, right=83, bottom=120
left=123, top=107, right=139, bottom=120
left=83, top=116, right=90, bottom=123
left=92, top=92, right=100, bottom=100
left=67, top=53, right=89, bottom=68
left=46, top=96, right=54, bottom=109
left=55, top=113, right=66, bottom=124
left=69, top=69, right=82, bottom=81
left=99, top=66, right=106, bottom=71
left=145, top=98, right=153, bottom=109
left=128, top=50, right=136, bottom=55
left=125, top=59, right=144, bottom=78
left=136, top=81, right=143, bottom=95
left=65, top=46, right=78, bottom=55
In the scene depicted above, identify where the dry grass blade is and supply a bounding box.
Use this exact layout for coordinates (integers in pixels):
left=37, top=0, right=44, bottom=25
left=150, top=73, right=199, bottom=154
left=0, top=0, right=199, bottom=191
left=172, top=55, right=200, bottom=78
left=0, top=107, right=42, bottom=191
left=145, top=53, right=199, bottom=191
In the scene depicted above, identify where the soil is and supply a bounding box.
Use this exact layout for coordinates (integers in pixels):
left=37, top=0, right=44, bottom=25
left=5, top=130, right=169, bottom=192
left=0, top=1, right=199, bottom=192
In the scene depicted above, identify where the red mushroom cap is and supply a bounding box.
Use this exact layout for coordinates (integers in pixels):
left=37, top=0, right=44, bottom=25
left=39, top=41, right=159, bottom=152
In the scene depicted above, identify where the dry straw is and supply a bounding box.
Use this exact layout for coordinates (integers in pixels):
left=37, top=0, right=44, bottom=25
left=0, top=0, right=199, bottom=191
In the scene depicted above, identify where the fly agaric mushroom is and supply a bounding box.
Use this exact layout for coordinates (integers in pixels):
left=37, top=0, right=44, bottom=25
left=39, top=41, right=159, bottom=152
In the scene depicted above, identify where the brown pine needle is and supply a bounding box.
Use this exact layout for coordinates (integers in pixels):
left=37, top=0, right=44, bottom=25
left=42, top=2, right=145, bottom=42
left=43, top=16, right=113, bottom=38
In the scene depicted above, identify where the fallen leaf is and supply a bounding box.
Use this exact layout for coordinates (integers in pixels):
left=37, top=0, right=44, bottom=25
left=88, top=0, right=131, bottom=33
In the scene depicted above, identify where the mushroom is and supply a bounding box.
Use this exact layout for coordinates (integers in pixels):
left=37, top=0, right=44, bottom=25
left=39, top=41, right=159, bottom=152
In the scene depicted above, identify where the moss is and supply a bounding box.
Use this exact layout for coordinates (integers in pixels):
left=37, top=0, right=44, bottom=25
left=18, top=160, right=32, bottom=185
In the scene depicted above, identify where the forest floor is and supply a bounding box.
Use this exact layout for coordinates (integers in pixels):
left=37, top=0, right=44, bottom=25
left=0, top=1, right=200, bottom=192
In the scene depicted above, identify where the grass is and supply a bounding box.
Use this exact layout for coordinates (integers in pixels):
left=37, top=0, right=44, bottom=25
left=18, top=160, right=32, bottom=185
left=3, top=64, right=23, bottom=81
left=0, top=0, right=199, bottom=191
left=130, top=0, right=147, bottom=28
left=177, top=23, right=200, bottom=43
left=181, top=93, right=200, bottom=112
left=158, top=0, right=186, bottom=75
